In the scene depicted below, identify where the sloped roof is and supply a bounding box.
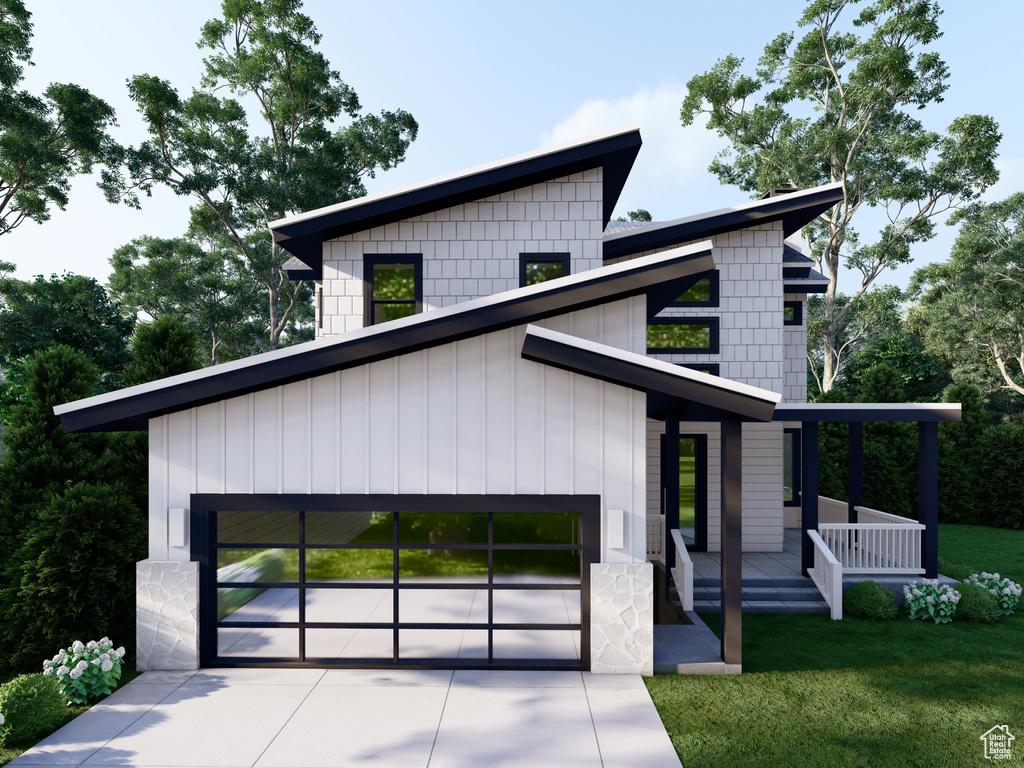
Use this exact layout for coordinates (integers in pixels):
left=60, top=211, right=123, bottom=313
left=602, top=183, right=844, bottom=260
left=56, top=240, right=715, bottom=433
left=270, top=126, right=643, bottom=279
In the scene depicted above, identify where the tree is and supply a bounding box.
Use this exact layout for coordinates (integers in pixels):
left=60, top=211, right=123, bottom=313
left=910, top=192, right=1024, bottom=396
left=109, top=234, right=265, bottom=365
left=0, top=0, right=130, bottom=243
left=614, top=209, right=653, bottom=223
left=123, top=0, right=418, bottom=352
left=681, top=0, right=1000, bottom=392
left=0, top=272, right=134, bottom=420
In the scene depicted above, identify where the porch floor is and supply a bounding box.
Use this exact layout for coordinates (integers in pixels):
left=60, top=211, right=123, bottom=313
left=689, top=528, right=804, bottom=582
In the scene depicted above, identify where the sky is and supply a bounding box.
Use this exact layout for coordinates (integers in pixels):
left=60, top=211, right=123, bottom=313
left=5, top=0, right=1024, bottom=298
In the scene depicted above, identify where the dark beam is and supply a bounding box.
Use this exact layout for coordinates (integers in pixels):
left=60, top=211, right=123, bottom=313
left=801, top=421, right=819, bottom=576
left=721, top=419, right=743, bottom=667
left=848, top=422, right=864, bottom=524
left=919, top=421, right=939, bottom=578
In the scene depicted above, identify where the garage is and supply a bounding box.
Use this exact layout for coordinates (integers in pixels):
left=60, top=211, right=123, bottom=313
left=192, top=494, right=599, bottom=669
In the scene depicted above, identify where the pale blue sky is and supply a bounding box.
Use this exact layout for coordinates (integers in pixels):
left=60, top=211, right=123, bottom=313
left=6, top=0, right=1023, bottom=297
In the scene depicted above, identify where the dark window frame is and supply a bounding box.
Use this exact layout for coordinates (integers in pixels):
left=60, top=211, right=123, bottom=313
left=363, top=255, right=423, bottom=326
left=647, top=317, right=720, bottom=354
left=676, top=362, right=720, bottom=377
left=519, top=253, right=570, bottom=288
left=671, top=271, right=720, bottom=307
left=784, top=428, right=801, bottom=507
left=783, top=300, right=803, bottom=326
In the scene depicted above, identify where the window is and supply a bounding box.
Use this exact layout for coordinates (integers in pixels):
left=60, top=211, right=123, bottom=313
left=364, top=255, right=422, bottom=326
left=647, top=318, right=719, bottom=353
left=672, top=272, right=719, bottom=307
left=520, top=253, right=570, bottom=287
left=784, top=428, right=801, bottom=506
left=784, top=300, right=803, bottom=326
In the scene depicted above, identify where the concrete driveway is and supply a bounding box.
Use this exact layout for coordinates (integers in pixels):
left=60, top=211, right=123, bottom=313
left=9, top=669, right=682, bottom=768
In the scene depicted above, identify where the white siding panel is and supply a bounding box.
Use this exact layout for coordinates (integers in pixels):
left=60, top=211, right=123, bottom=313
left=310, top=374, right=337, bottom=494
left=425, top=345, right=455, bottom=494
left=224, top=395, right=252, bottom=494
left=338, top=368, right=367, bottom=493
left=194, top=402, right=224, bottom=494
left=368, top=358, right=397, bottom=493
left=543, top=365, right=573, bottom=495
left=455, top=336, right=485, bottom=494
left=148, top=415, right=168, bottom=560
left=281, top=381, right=309, bottom=494
left=252, top=388, right=280, bottom=494
left=514, top=352, right=545, bottom=495
left=572, top=377, right=601, bottom=494
left=397, top=352, right=426, bottom=494
left=166, top=410, right=194, bottom=508
left=483, top=329, right=514, bottom=494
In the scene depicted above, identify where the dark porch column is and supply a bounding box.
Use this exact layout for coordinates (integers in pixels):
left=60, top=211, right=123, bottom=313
left=663, top=417, right=680, bottom=603
left=848, top=421, right=864, bottom=523
left=721, top=419, right=742, bottom=667
left=801, top=421, right=819, bottom=576
left=919, top=421, right=939, bottom=578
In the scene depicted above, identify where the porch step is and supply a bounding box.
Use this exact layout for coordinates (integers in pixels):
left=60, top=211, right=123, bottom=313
left=688, top=576, right=829, bottom=615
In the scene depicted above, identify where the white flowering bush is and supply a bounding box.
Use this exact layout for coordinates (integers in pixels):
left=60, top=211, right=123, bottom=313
left=43, top=638, right=125, bottom=705
left=964, top=573, right=1022, bottom=616
left=904, top=579, right=961, bottom=624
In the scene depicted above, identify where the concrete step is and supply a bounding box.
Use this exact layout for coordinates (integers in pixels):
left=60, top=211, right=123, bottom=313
left=693, top=599, right=829, bottom=614
left=693, top=586, right=826, bottom=602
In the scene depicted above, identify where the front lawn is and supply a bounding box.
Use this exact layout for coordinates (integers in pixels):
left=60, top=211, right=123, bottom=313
left=646, top=525, right=1024, bottom=767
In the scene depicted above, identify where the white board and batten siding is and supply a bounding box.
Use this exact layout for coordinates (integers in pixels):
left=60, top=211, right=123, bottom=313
left=149, top=298, right=649, bottom=566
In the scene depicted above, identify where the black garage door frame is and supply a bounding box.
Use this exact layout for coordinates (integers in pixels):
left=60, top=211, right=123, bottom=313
left=190, top=494, right=600, bottom=670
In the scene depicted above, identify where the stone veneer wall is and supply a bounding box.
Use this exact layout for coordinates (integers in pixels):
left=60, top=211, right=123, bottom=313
left=590, top=563, right=653, bottom=675
left=137, top=560, right=199, bottom=670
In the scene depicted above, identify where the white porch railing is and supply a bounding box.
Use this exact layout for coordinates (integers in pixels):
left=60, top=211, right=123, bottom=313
left=817, top=495, right=850, bottom=524
left=646, top=515, right=666, bottom=561
left=807, top=530, right=843, bottom=620
left=817, top=523, right=925, bottom=574
left=670, top=528, right=694, bottom=612
left=855, top=505, right=919, bottom=526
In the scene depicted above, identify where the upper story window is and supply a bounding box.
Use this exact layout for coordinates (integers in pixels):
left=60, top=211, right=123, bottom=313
left=520, top=253, right=570, bottom=287
left=364, top=255, right=422, bottom=326
left=784, top=300, right=803, bottom=326
left=647, top=318, right=720, bottom=354
left=672, top=272, right=719, bottom=307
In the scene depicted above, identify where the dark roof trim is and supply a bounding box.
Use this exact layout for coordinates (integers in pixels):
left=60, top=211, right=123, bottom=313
left=56, top=240, right=715, bottom=434
left=520, top=325, right=780, bottom=422
left=602, top=182, right=844, bottom=260
left=784, top=267, right=830, bottom=294
left=773, top=403, right=961, bottom=422
left=270, top=127, right=643, bottom=274
left=283, top=256, right=319, bottom=281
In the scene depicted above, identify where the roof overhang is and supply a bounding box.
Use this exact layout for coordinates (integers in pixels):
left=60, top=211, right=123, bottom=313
left=773, top=403, right=962, bottom=422
left=602, top=182, right=844, bottom=261
left=56, top=240, right=714, bottom=433
left=271, top=126, right=643, bottom=278
left=520, top=325, right=780, bottom=422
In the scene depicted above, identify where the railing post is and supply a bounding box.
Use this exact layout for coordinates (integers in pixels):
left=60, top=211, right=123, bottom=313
left=801, top=421, right=819, bottom=576
left=721, top=419, right=743, bottom=667
left=919, top=421, right=939, bottom=578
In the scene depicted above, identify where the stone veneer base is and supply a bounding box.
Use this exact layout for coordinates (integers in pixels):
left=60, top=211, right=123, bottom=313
left=590, top=563, right=654, bottom=675
left=136, top=560, right=199, bottom=671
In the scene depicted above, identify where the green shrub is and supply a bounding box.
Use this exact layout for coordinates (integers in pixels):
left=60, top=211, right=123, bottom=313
left=937, top=557, right=974, bottom=582
left=0, top=673, right=66, bottom=747
left=955, top=582, right=1002, bottom=623
left=845, top=580, right=898, bottom=620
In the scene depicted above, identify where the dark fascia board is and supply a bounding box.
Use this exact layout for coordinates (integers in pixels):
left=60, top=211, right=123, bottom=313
left=270, top=127, right=643, bottom=273
left=783, top=242, right=813, bottom=278
left=520, top=324, right=780, bottom=422
left=784, top=267, right=829, bottom=294
left=773, top=403, right=962, bottom=423
left=603, top=182, right=844, bottom=260
left=56, top=240, right=715, bottom=434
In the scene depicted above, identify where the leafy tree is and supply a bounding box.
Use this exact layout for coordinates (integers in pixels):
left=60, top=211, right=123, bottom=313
left=0, top=272, right=134, bottom=419
left=937, top=383, right=987, bottom=523
left=614, top=208, right=653, bottom=223
left=681, top=0, right=1000, bottom=392
left=910, top=192, right=1024, bottom=396
left=109, top=234, right=265, bottom=365
left=122, top=0, right=418, bottom=352
left=122, top=315, right=202, bottom=387
left=0, top=0, right=131, bottom=243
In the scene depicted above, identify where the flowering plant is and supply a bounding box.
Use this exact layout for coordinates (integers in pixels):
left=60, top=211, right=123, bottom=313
left=964, top=573, right=1022, bottom=616
left=0, top=710, right=4, bottom=738
left=43, top=638, right=125, bottom=705
left=904, top=579, right=960, bottom=623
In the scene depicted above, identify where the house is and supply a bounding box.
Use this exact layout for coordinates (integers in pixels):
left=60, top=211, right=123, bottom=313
left=55, top=126, right=957, bottom=675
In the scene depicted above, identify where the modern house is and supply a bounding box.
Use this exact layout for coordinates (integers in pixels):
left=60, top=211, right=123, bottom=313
left=56, top=126, right=958, bottom=675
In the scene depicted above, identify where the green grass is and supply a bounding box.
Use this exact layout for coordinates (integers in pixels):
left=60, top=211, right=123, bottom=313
left=646, top=524, right=1024, bottom=767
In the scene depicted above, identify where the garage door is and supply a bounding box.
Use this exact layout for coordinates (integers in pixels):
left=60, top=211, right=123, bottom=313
left=191, top=494, right=599, bottom=670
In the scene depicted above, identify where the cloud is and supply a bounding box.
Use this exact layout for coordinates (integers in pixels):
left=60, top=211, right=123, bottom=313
left=541, top=86, right=732, bottom=219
